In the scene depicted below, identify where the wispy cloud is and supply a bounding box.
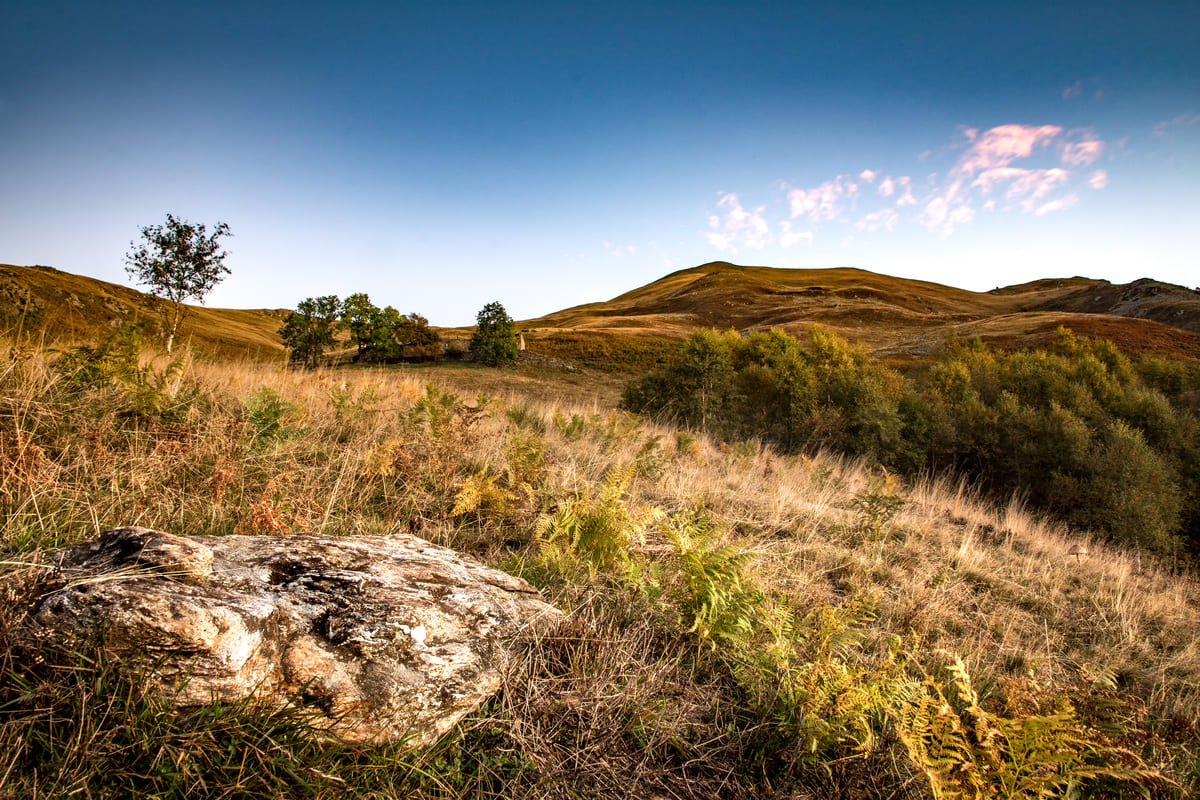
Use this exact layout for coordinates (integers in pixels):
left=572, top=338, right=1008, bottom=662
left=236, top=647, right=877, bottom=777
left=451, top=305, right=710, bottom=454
left=919, top=124, right=1098, bottom=236
left=956, top=124, right=1062, bottom=172
left=1153, top=112, right=1200, bottom=138
left=702, top=122, right=1111, bottom=251
left=779, top=221, right=813, bottom=247
left=1034, top=194, right=1078, bottom=216
left=1061, top=129, right=1104, bottom=166
left=783, top=175, right=859, bottom=222
left=705, top=192, right=771, bottom=251
left=856, top=208, right=899, bottom=233
left=604, top=241, right=639, bottom=258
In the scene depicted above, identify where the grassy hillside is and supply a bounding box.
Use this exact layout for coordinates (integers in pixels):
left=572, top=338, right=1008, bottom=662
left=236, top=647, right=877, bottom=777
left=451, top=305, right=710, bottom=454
left=2, top=333, right=1198, bottom=798
left=525, top=262, right=1200, bottom=361
left=6, top=261, right=1199, bottom=373
left=0, top=263, right=289, bottom=359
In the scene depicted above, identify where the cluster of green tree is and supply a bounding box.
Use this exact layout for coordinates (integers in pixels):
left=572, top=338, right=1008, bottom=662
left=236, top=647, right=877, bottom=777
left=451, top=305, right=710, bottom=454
left=279, top=294, right=438, bottom=368
left=622, top=326, right=1200, bottom=555
left=340, top=293, right=439, bottom=362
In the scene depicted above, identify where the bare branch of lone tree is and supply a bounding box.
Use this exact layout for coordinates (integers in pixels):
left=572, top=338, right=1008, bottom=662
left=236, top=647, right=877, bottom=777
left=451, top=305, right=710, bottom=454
left=125, top=214, right=232, bottom=352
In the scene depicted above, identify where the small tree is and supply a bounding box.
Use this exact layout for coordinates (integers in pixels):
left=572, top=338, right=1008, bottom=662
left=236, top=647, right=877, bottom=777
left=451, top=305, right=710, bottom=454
left=125, top=214, right=232, bottom=352
left=471, top=301, right=517, bottom=366
left=279, top=295, right=340, bottom=368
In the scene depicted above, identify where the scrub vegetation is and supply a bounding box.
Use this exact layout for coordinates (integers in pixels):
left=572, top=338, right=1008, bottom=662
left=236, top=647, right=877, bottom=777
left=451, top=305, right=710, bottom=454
left=623, top=326, right=1200, bottom=557
left=2, top=324, right=1200, bottom=799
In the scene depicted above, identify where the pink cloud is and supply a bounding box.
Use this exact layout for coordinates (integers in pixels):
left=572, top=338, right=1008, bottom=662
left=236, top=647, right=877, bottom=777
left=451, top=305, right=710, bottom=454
left=784, top=175, right=859, bottom=222
left=971, top=167, right=1070, bottom=211
left=949, top=206, right=975, bottom=226
left=779, top=221, right=814, bottom=248
left=1063, top=81, right=1082, bottom=99
left=971, top=166, right=1031, bottom=194
left=706, top=192, right=771, bottom=251
left=921, top=124, right=1077, bottom=235
left=1034, top=194, right=1078, bottom=216
left=1007, top=168, right=1070, bottom=211
left=1061, top=130, right=1104, bottom=166
left=856, top=208, right=899, bottom=233
left=1062, top=140, right=1103, bottom=166
left=920, top=196, right=951, bottom=233
left=706, top=122, right=1106, bottom=249
left=957, top=124, right=1062, bottom=173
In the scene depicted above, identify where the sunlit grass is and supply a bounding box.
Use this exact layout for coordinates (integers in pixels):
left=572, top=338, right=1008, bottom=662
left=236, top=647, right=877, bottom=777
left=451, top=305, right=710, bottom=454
left=2, top=333, right=1198, bottom=798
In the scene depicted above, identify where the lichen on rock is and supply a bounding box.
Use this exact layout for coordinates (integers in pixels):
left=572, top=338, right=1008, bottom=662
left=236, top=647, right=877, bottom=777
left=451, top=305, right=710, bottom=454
left=20, top=526, right=563, bottom=746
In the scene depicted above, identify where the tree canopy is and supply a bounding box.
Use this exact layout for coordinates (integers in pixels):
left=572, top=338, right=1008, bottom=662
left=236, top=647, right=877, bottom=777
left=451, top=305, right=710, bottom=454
left=279, top=295, right=340, bottom=368
left=470, top=301, right=517, bottom=366
left=125, top=214, right=232, bottom=352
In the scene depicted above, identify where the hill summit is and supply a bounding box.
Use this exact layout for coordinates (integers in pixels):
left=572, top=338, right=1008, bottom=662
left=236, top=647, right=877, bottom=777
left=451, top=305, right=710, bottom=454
left=4, top=260, right=1200, bottom=362
left=523, top=261, right=1200, bottom=360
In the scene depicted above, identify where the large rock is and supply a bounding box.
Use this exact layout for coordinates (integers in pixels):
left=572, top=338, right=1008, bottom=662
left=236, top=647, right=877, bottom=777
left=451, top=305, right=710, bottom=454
left=22, top=527, right=562, bottom=746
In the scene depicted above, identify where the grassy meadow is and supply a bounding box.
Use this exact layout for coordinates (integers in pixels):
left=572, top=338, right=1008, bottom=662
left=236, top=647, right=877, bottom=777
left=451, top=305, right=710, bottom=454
left=2, top=329, right=1200, bottom=798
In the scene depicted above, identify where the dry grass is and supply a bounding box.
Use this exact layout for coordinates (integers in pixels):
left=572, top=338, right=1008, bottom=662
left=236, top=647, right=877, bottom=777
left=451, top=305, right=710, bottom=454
left=2, top=333, right=1198, bottom=797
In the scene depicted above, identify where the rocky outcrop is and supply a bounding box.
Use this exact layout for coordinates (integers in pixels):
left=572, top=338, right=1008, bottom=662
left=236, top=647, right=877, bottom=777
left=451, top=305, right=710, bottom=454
left=20, top=527, right=562, bottom=746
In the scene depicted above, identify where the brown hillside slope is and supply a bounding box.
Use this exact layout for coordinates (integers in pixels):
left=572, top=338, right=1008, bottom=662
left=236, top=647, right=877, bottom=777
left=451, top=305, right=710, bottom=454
left=0, top=264, right=288, bottom=359
left=6, top=260, right=1198, bottom=364
left=1025, top=277, right=1200, bottom=332
left=524, top=262, right=1200, bottom=360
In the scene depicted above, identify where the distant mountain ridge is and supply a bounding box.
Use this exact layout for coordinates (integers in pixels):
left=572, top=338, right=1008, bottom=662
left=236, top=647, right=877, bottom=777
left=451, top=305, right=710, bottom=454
left=524, top=262, right=1200, bottom=360
left=3, top=260, right=1199, bottom=363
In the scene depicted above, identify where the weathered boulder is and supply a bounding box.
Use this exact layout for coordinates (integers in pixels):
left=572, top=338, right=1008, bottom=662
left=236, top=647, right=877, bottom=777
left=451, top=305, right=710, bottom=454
left=22, top=527, right=562, bottom=746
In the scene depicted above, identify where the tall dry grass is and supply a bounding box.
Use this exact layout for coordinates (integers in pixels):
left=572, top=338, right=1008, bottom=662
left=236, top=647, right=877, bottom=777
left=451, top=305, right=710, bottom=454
left=2, top=333, right=1198, bottom=797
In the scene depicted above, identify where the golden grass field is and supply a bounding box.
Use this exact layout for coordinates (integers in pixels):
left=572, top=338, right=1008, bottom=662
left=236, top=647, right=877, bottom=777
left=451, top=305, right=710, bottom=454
left=3, top=260, right=1200, bottom=796
left=2, top=329, right=1199, bottom=797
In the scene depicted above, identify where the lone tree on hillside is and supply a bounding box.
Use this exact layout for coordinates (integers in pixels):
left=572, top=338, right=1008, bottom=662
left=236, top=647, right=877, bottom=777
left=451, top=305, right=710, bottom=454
left=470, top=301, right=517, bottom=366
left=280, top=295, right=341, bottom=368
left=125, top=214, right=232, bottom=352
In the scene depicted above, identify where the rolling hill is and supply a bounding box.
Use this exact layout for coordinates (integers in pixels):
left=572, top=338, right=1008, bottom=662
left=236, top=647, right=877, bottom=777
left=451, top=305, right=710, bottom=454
left=0, top=263, right=288, bottom=360
left=522, top=261, right=1200, bottom=361
left=4, top=260, right=1200, bottom=364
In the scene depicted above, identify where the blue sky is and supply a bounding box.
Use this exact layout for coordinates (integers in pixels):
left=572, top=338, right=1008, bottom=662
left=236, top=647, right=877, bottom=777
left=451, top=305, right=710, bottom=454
left=2, top=1, right=1197, bottom=325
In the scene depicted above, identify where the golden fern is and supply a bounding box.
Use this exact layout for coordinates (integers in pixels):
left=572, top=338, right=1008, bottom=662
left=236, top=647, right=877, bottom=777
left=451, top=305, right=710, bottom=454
left=892, top=654, right=1167, bottom=799
left=535, top=465, right=656, bottom=573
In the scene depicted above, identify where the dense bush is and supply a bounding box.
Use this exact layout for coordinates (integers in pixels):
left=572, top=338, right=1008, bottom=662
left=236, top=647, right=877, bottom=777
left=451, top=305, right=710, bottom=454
left=622, top=327, right=907, bottom=459
left=919, top=330, right=1196, bottom=555
left=623, top=326, right=1200, bottom=555
left=471, top=301, right=517, bottom=366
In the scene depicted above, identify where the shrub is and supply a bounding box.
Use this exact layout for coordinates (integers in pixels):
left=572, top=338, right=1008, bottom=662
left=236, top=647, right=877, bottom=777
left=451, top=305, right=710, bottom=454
left=471, top=302, right=517, bottom=366
left=622, top=328, right=737, bottom=433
